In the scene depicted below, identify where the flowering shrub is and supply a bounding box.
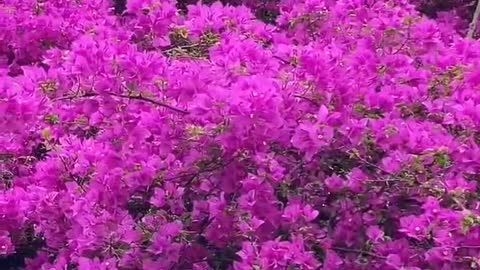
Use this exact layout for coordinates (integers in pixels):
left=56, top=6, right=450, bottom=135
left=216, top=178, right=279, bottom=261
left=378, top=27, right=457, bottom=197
left=2, top=0, right=480, bottom=269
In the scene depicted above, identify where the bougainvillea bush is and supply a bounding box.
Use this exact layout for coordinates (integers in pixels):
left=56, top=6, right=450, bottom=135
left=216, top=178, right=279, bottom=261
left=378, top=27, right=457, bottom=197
left=3, top=0, right=480, bottom=269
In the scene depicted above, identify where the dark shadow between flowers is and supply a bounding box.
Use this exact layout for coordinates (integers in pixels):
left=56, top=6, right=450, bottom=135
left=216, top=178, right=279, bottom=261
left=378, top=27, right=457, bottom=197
left=0, top=227, right=45, bottom=270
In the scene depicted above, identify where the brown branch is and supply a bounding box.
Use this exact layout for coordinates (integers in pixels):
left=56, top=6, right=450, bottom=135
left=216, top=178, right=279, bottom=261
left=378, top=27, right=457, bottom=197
left=53, top=92, right=97, bottom=101
left=456, top=245, right=480, bottom=249
left=272, top=55, right=289, bottom=65
left=468, top=0, right=480, bottom=38
left=293, top=94, right=319, bottom=106
left=332, top=247, right=386, bottom=260
left=161, top=43, right=200, bottom=54
left=108, top=92, right=189, bottom=114
left=54, top=92, right=189, bottom=114
left=164, top=157, right=236, bottom=182
left=392, top=25, right=411, bottom=55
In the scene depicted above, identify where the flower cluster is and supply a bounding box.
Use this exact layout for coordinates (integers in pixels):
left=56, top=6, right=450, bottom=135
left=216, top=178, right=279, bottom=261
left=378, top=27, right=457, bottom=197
left=2, top=0, right=480, bottom=269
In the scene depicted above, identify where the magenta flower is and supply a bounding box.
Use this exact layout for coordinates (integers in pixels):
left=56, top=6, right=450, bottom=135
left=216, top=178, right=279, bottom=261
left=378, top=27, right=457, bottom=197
left=325, top=174, right=344, bottom=192
left=399, top=215, right=429, bottom=240
left=0, top=231, right=13, bottom=255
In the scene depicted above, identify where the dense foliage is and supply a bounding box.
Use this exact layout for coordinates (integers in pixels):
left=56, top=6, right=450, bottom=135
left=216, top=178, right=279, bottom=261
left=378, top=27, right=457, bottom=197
left=2, top=0, right=480, bottom=269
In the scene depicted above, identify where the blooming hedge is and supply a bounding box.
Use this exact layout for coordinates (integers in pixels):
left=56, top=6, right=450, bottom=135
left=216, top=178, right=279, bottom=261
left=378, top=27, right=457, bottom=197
left=2, top=0, right=480, bottom=269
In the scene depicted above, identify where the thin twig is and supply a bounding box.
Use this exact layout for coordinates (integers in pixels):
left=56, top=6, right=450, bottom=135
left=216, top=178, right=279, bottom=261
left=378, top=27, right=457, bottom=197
left=162, top=43, right=200, bottom=54
left=392, top=25, right=411, bottom=55
left=468, top=0, right=480, bottom=38
left=332, top=247, right=386, bottom=260
left=54, top=92, right=189, bottom=114
left=164, top=157, right=236, bottom=182
left=293, top=94, right=319, bottom=106
left=456, top=245, right=480, bottom=249
left=272, top=55, right=289, bottom=65
left=53, top=92, right=97, bottom=101
left=109, top=92, right=189, bottom=114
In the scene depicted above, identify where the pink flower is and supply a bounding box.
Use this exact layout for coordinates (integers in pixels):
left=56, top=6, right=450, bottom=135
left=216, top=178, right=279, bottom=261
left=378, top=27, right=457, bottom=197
left=399, top=215, right=429, bottom=241
left=303, top=204, right=319, bottom=222
left=325, top=175, right=344, bottom=192
left=150, top=188, right=166, bottom=208
left=0, top=231, right=13, bottom=255
left=366, top=225, right=384, bottom=242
